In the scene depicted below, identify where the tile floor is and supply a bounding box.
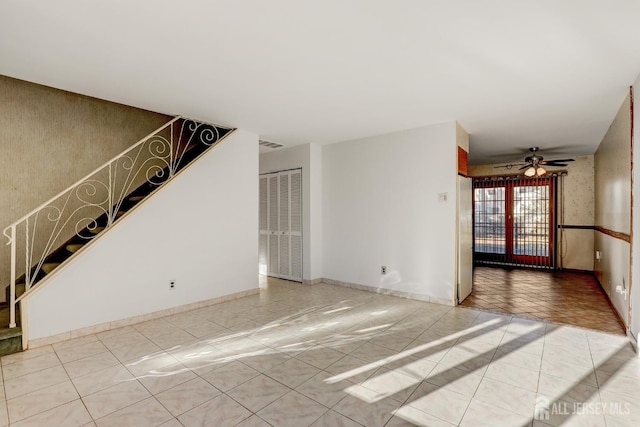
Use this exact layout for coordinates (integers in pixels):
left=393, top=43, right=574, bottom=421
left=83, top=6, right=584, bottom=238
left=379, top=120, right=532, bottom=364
left=461, top=267, right=626, bottom=335
left=0, top=277, right=638, bottom=426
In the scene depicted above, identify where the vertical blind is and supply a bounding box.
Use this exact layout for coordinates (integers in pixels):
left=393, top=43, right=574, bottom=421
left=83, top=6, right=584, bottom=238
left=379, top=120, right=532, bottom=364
left=473, top=176, right=556, bottom=269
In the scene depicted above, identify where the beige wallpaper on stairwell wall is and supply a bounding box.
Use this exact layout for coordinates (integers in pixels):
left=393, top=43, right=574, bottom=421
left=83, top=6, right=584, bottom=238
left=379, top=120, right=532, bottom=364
left=0, top=75, right=171, bottom=301
left=469, top=155, right=595, bottom=271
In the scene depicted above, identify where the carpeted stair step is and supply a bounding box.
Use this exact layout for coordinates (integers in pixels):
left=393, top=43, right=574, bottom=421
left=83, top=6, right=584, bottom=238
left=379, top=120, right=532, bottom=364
left=128, top=195, right=145, bottom=203
left=89, top=227, right=105, bottom=234
left=42, top=263, right=61, bottom=275
left=66, top=243, right=84, bottom=253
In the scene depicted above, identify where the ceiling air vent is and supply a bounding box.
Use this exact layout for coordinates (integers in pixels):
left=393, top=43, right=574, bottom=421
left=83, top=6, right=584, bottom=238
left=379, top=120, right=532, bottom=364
left=259, top=140, right=284, bottom=149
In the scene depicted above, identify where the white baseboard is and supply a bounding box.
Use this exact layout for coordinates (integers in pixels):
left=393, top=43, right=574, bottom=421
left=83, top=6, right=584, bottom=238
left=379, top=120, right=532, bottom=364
left=28, top=288, right=259, bottom=349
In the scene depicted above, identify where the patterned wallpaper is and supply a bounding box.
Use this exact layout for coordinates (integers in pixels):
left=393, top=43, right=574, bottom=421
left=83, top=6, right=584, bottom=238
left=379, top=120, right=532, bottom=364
left=0, top=75, right=171, bottom=298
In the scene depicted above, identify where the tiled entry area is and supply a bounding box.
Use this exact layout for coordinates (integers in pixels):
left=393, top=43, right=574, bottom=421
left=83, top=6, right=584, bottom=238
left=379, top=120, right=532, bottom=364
left=0, top=277, right=638, bottom=426
left=461, top=267, right=626, bottom=335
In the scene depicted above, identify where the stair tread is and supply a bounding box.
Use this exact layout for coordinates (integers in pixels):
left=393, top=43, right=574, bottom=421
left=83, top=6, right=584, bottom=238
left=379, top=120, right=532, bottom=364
left=66, top=243, right=84, bottom=253
left=42, top=263, right=61, bottom=274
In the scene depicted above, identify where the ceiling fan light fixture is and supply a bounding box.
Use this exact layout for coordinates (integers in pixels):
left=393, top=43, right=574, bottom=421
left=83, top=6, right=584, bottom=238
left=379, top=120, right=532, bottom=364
left=524, top=166, right=536, bottom=177
left=536, top=166, right=546, bottom=176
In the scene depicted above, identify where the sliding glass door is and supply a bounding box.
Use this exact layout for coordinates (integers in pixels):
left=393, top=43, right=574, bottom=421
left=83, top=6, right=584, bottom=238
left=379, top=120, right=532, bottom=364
left=473, top=177, right=555, bottom=268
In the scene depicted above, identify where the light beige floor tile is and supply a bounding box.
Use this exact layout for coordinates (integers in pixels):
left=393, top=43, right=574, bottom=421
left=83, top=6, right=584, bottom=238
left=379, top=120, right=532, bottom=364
left=95, top=397, right=172, bottom=427
left=437, top=347, right=492, bottom=375
left=0, top=401, right=7, bottom=427
left=473, top=377, right=537, bottom=417
left=235, top=414, right=272, bottom=427
left=149, top=329, right=198, bottom=350
left=425, top=363, right=483, bottom=397
left=349, top=342, right=398, bottom=363
left=460, top=399, right=532, bottom=427
left=2, top=352, right=61, bottom=381
left=4, top=365, right=69, bottom=399
left=155, top=377, right=221, bottom=416
left=1, top=345, right=54, bottom=366
left=201, top=360, right=260, bottom=392
left=493, top=346, right=543, bottom=371
left=124, top=351, right=179, bottom=377
left=295, top=345, right=346, bottom=369
left=182, top=321, right=228, bottom=339
left=389, top=406, right=456, bottom=426
left=7, top=380, right=79, bottom=423
left=258, top=390, right=328, bottom=426
left=227, top=374, right=291, bottom=412
left=63, top=351, right=120, bottom=379
left=296, top=371, right=352, bottom=408
left=98, top=330, right=150, bottom=351
left=157, top=418, right=183, bottom=427
left=311, top=410, right=364, bottom=426
left=96, top=326, right=135, bottom=341
left=534, top=399, right=607, bottom=427
left=324, top=354, right=378, bottom=385
left=540, top=358, right=597, bottom=387
left=10, top=399, right=91, bottom=427
left=52, top=335, right=99, bottom=352
left=71, top=364, right=135, bottom=397
left=55, top=340, right=109, bottom=364
left=597, top=370, right=640, bottom=399
left=178, top=394, right=252, bottom=427
left=354, top=367, right=421, bottom=404
left=111, top=341, right=162, bottom=365
left=136, top=361, right=197, bottom=395
left=82, top=379, right=150, bottom=419
left=537, top=373, right=600, bottom=404
left=485, top=359, right=541, bottom=391
left=543, top=343, right=595, bottom=368
left=265, top=357, right=320, bottom=388
left=168, top=342, right=230, bottom=375
left=368, top=333, right=414, bottom=352
left=405, top=381, right=471, bottom=425
left=333, top=394, right=398, bottom=427
left=239, top=351, right=291, bottom=372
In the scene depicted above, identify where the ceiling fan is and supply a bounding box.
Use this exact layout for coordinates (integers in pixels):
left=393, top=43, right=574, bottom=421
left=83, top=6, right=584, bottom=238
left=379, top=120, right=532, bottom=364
left=495, top=147, right=575, bottom=176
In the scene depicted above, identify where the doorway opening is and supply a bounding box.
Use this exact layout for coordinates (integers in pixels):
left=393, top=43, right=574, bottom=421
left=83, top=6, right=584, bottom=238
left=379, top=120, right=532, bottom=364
left=473, top=176, right=555, bottom=269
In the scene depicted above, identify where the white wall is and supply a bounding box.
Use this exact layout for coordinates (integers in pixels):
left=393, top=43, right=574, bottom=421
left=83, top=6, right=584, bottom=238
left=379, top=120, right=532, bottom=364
left=25, top=129, right=259, bottom=340
left=594, top=91, right=631, bottom=328
left=322, top=122, right=458, bottom=303
left=260, top=143, right=323, bottom=281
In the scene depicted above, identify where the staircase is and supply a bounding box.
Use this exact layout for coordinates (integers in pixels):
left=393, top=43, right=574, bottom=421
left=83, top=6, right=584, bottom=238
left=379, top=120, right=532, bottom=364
left=0, top=117, right=234, bottom=355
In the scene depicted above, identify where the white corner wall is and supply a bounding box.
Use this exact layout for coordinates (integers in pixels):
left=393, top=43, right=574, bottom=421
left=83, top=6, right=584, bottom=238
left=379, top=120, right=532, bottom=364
left=594, top=91, right=632, bottom=328
left=259, top=143, right=323, bottom=280
left=25, top=129, right=259, bottom=341
left=322, top=122, right=458, bottom=303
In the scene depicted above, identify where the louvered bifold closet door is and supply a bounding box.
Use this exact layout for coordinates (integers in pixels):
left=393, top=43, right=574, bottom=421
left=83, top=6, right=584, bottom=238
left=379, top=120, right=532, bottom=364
left=278, top=173, right=291, bottom=277
left=258, top=169, right=303, bottom=282
left=258, top=177, right=269, bottom=275
left=289, top=170, right=302, bottom=280
left=268, top=175, right=279, bottom=275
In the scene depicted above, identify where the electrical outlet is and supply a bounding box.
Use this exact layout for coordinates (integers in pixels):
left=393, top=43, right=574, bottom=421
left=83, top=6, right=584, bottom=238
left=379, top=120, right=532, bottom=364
left=381, top=266, right=387, bottom=275
left=170, top=280, right=176, bottom=290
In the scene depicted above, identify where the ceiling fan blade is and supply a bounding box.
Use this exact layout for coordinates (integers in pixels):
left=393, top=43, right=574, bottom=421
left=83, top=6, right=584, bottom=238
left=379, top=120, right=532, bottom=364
left=544, top=163, right=568, bottom=167
left=544, top=158, right=575, bottom=163
left=519, top=164, right=532, bottom=170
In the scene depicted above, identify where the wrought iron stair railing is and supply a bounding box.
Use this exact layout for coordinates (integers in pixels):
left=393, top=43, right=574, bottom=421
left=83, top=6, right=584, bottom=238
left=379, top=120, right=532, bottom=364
left=3, top=117, right=234, bottom=329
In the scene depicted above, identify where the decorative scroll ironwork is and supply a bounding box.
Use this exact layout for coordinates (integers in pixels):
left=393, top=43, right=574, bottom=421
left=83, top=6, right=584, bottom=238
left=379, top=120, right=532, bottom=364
left=3, top=117, right=233, bottom=328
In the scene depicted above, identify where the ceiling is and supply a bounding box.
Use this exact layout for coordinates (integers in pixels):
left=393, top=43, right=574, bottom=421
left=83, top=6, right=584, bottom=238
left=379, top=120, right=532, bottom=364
left=1, top=1, right=639, bottom=164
